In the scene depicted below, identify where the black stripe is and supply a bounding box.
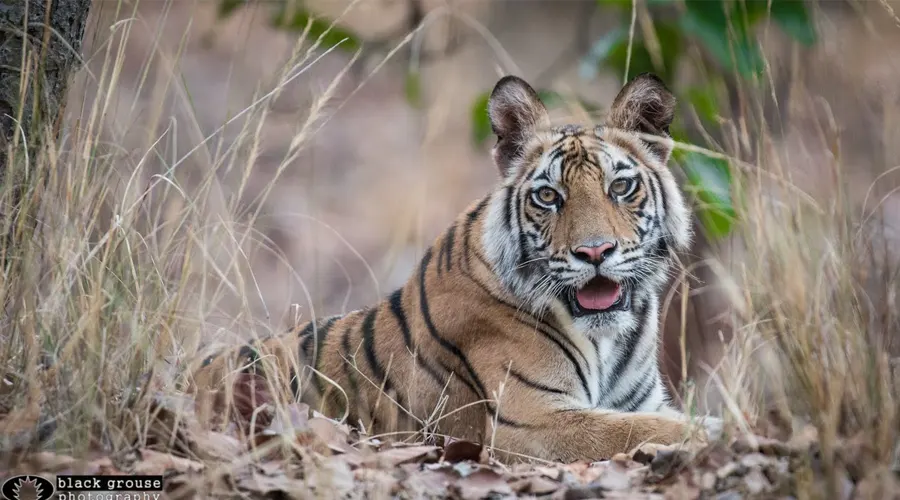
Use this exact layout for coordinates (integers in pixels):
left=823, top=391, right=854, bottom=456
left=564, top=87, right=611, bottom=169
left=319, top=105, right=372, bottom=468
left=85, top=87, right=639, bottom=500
left=510, top=369, right=566, bottom=395
left=298, top=321, right=316, bottom=361
left=513, top=314, right=589, bottom=367
left=388, top=287, right=445, bottom=389
left=434, top=361, right=527, bottom=429
left=607, top=301, right=650, bottom=387
left=341, top=323, right=360, bottom=408
left=531, top=170, right=551, bottom=183
left=436, top=227, right=448, bottom=277
left=416, top=354, right=449, bottom=390
left=644, top=168, right=667, bottom=234
left=547, top=147, right=565, bottom=167
left=418, top=248, right=488, bottom=400
left=361, top=308, right=391, bottom=392
left=619, top=255, right=641, bottom=266
left=238, top=345, right=261, bottom=374
left=518, top=317, right=591, bottom=400
left=443, top=224, right=456, bottom=272
left=388, top=288, right=412, bottom=349
left=620, top=377, right=656, bottom=412
left=511, top=187, right=530, bottom=268
left=437, top=360, right=481, bottom=399
left=462, top=197, right=489, bottom=272
left=311, top=317, right=340, bottom=394
left=494, top=414, right=528, bottom=428
left=502, top=186, right=515, bottom=231
left=456, top=263, right=590, bottom=375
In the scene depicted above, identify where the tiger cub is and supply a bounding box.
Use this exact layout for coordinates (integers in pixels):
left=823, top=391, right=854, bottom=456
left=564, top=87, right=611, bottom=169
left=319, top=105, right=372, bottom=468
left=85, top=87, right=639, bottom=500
left=189, top=73, right=720, bottom=463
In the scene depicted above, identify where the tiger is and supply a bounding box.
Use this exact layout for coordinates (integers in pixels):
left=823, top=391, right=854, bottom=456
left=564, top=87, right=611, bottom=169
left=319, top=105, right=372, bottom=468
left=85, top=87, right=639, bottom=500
left=187, top=72, right=722, bottom=463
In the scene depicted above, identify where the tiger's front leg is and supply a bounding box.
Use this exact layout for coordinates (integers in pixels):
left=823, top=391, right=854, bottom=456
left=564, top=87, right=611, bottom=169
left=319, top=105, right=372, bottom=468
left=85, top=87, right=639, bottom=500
left=490, top=405, right=710, bottom=463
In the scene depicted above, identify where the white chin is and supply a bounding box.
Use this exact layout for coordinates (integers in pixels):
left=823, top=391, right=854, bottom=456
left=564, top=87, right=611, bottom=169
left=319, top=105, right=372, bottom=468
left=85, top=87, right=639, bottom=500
left=573, top=311, right=633, bottom=336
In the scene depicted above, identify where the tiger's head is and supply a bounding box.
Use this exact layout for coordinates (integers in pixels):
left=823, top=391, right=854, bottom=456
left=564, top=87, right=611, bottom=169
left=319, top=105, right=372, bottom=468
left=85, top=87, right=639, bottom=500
left=481, top=73, right=692, bottom=336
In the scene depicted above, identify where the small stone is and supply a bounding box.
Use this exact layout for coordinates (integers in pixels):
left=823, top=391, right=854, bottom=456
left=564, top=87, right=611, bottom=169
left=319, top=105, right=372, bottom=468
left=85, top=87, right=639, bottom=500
left=701, top=472, right=717, bottom=490
left=743, top=469, right=771, bottom=495
left=716, top=462, right=741, bottom=479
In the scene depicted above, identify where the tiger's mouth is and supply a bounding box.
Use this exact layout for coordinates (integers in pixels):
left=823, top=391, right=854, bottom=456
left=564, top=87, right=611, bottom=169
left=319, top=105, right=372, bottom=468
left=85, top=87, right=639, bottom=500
left=565, top=275, right=631, bottom=317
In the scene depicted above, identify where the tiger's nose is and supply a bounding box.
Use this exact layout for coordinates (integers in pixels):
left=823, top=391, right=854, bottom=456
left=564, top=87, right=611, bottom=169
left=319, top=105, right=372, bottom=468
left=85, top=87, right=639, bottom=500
left=572, top=241, right=617, bottom=264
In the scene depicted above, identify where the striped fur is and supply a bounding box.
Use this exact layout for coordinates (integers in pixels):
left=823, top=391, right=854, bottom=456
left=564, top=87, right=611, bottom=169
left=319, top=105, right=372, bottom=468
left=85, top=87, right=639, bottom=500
left=187, top=74, right=719, bottom=463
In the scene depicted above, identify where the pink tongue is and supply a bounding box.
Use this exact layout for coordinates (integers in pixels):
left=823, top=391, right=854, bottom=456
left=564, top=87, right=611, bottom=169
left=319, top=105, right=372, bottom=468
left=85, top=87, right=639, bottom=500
left=576, top=282, right=621, bottom=310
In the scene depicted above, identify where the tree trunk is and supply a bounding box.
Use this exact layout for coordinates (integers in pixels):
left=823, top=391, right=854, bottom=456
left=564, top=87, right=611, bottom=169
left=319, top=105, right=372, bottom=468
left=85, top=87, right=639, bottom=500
left=0, top=0, right=92, bottom=186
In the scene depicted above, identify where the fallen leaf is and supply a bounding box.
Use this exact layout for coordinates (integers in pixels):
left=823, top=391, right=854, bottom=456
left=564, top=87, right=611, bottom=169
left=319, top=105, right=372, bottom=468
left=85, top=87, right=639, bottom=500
left=190, top=429, right=243, bottom=462
left=237, top=469, right=305, bottom=497
left=560, top=460, right=606, bottom=484
left=85, top=457, right=120, bottom=475
left=648, top=449, right=692, bottom=480
left=132, top=449, right=205, bottom=475
left=403, top=468, right=455, bottom=497
left=363, top=445, right=441, bottom=468
left=510, top=475, right=560, bottom=495
left=308, top=416, right=352, bottom=454
left=231, top=372, right=275, bottom=433
left=443, top=439, right=483, bottom=464
left=742, top=468, right=771, bottom=495
left=19, top=452, right=76, bottom=473
left=452, top=468, right=513, bottom=499
left=663, top=477, right=702, bottom=499
left=262, top=403, right=309, bottom=436
left=594, top=462, right=632, bottom=491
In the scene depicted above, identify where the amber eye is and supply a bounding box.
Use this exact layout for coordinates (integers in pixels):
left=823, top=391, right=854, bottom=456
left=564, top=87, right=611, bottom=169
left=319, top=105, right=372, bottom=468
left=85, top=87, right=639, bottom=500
left=609, top=178, right=636, bottom=197
left=534, top=187, right=560, bottom=206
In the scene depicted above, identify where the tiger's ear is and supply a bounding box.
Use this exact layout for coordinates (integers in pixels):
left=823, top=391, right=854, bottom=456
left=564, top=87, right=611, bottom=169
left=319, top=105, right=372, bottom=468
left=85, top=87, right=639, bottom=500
left=488, top=75, right=550, bottom=175
left=606, top=73, right=676, bottom=163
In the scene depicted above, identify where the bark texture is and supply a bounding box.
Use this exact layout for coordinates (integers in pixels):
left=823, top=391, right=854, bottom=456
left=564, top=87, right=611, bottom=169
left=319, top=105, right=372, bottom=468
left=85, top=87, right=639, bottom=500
left=0, top=0, right=92, bottom=173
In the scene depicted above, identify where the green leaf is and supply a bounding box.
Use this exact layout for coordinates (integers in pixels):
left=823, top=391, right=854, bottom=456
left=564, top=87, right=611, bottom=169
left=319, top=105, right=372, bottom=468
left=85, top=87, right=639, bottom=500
left=580, top=22, right=683, bottom=83
left=537, top=90, right=566, bottom=109
left=596, top=0, right=634, bottom=9
left=676, top=151, right=736, bottom=238
left=218, top=0, right=246, bottom=18
left=271, top=7, right=360, bottom=52
left=770, top=0, right=817, bottom=45
left=686, top=86, right=720, bottom=125
left=471, top=92, right=492, bottom=145
left=580, top=28, right=628, bottom=81
left=680, top=0, right=764, bottom=78
left=404, top=71, right=422, bottom=108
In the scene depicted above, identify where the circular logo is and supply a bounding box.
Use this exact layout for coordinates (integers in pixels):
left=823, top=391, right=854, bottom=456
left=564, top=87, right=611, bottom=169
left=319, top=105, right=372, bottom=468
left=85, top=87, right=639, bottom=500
left=1, top=476, right=55, bottom=500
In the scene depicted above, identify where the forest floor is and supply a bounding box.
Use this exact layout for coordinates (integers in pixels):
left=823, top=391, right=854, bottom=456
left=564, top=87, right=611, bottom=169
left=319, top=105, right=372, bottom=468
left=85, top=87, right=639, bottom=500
left=3, top=391, right=898, bottom=499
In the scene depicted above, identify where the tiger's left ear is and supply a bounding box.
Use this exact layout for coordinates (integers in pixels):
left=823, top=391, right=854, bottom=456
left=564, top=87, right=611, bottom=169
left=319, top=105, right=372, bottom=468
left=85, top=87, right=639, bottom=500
left=606, top=73, right=676, bottom=164
left=488, top=76, right=550, bottom=176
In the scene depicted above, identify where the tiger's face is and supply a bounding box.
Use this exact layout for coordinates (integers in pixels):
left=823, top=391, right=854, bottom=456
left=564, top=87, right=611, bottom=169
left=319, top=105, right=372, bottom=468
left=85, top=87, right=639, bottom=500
left=482, top=74, right=691, bottom=336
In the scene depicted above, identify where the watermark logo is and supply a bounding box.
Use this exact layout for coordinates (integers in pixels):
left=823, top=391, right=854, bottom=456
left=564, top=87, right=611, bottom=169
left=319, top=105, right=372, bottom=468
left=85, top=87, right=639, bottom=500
left=1, top=475, right=55, bottom=500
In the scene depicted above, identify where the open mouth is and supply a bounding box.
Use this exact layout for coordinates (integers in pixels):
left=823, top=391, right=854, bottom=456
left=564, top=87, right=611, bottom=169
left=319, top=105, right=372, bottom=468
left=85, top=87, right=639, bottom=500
left=565, top=275, right=631, bottom=317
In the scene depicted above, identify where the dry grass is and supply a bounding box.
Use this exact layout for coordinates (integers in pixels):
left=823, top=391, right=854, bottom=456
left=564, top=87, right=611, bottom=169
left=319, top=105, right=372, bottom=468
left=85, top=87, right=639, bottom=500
left=0, top=0, right=898, bottom=497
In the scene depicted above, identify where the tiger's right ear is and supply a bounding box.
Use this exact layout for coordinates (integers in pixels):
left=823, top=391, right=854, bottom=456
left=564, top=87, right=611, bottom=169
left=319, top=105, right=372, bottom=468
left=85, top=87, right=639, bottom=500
left=488, top=76, right=550, bottom=175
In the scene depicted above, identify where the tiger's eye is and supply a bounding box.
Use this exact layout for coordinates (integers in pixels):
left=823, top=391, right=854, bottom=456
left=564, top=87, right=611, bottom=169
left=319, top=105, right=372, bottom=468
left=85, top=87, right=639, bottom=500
left=609, top=178, right=635, bottom=197
left=537, top=187, right=559, bottom=205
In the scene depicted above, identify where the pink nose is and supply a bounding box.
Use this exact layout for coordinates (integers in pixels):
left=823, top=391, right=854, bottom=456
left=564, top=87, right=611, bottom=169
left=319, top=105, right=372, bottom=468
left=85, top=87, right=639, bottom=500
left=573, top=241, right=616, bottom=264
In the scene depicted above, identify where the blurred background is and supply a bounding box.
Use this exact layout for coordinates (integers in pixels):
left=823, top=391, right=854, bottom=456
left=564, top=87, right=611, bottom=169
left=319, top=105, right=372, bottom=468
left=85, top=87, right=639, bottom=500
left=74, top=0, right=900, bottom=405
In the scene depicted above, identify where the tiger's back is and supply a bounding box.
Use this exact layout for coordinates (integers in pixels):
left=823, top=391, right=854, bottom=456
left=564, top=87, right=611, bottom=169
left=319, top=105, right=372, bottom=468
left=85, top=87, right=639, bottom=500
left=188, top=73, right=717, bottom=462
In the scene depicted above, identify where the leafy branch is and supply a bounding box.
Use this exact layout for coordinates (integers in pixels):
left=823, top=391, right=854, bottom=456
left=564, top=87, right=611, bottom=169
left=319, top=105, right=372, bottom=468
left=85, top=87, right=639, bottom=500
left=216, top=0, right=819, bottom=239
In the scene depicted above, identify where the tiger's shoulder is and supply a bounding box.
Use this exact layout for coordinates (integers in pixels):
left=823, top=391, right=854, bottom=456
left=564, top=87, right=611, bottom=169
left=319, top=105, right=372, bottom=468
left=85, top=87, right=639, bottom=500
left=186, top=72, right=714, bottom=462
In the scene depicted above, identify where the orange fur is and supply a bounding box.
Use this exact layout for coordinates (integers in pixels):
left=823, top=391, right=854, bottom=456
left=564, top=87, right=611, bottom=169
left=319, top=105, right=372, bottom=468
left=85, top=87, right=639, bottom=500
left=185, top=74, right=714, bottom=462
